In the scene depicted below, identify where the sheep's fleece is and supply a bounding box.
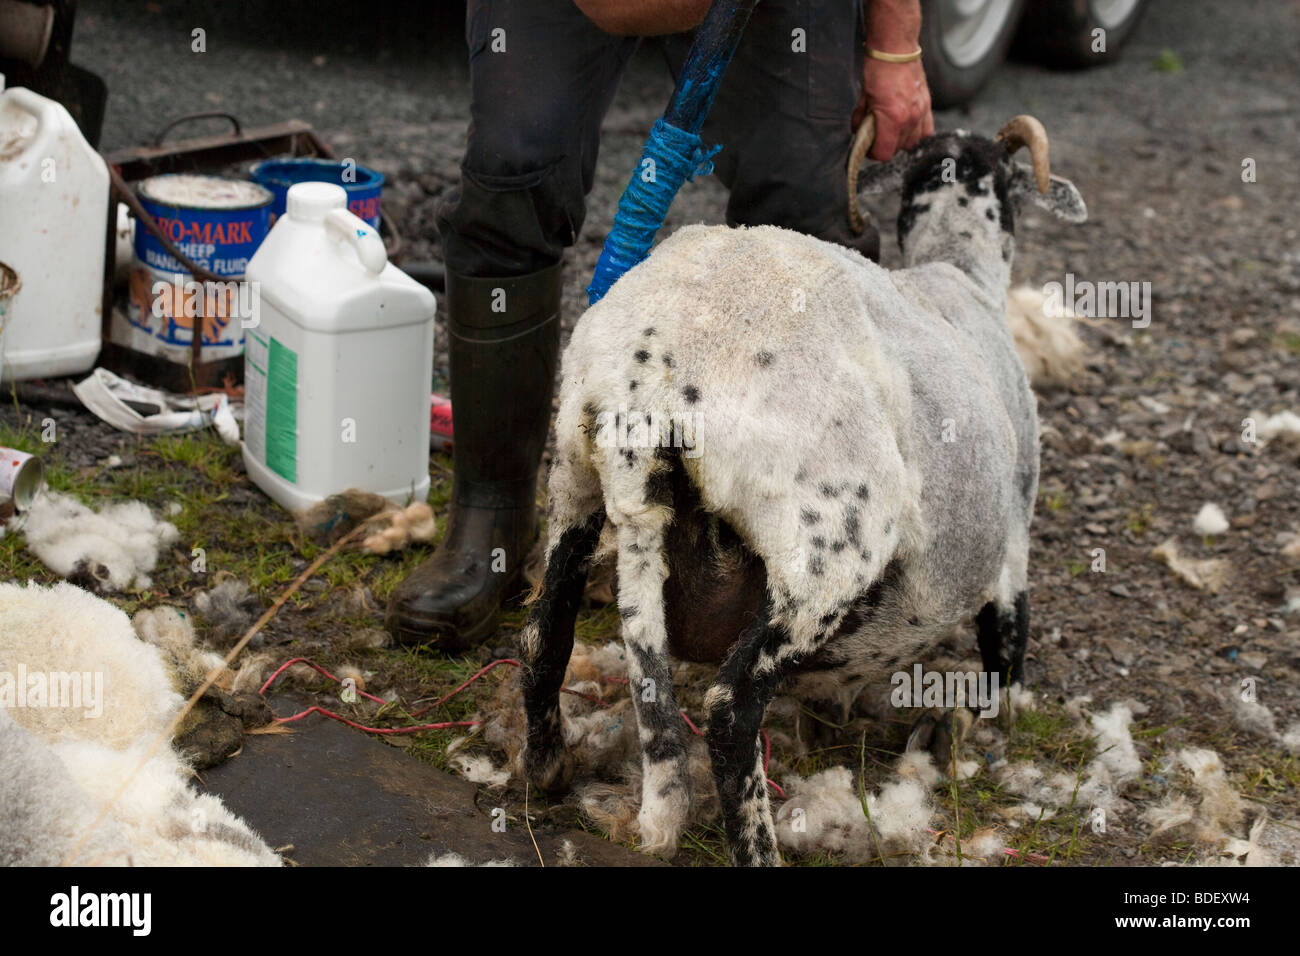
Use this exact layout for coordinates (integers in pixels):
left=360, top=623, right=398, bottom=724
left=0, top=581, right=279, bottom=866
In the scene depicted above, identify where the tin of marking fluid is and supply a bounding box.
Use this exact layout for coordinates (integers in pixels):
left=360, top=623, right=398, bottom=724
left=250, top=158, right=384, bottom=229
left=121, top=174, right=272, bottom=364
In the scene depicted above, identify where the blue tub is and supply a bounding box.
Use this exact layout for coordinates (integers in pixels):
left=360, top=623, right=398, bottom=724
left=250, top=158, right=384, bottom=229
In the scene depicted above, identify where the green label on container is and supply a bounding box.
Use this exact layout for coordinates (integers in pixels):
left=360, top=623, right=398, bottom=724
left=266, top=337, right=298, bottom=483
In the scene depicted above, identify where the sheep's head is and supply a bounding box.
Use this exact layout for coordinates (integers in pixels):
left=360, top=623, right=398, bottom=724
left=853, top=116, right=1086, bottom=277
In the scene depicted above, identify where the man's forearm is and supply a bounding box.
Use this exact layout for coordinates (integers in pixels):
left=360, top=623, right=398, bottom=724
left=866, top=0, right=923, bottom=52
left=574, top=0, right=711, bottom=37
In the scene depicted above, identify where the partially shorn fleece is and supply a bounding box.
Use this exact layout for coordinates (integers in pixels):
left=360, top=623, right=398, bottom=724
left=0, top=581, right=279, bottom=866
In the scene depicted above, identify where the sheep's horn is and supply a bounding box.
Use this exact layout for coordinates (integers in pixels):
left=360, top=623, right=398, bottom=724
left=995, top=114, right=1050, bottom=194
left=846, top=113, right=876, bottom=234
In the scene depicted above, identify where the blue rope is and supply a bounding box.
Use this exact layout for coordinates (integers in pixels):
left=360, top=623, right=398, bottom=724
left=586, top=118, right=721, bottom=305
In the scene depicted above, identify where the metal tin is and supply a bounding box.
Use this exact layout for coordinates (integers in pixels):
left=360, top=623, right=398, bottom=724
left=125, top=175, right=271, bottom=361
left=133, top=174, right=272, bottom=279
left=251, top=158, right=384, bottom=229
left=0, top=445, right=44, bottom=510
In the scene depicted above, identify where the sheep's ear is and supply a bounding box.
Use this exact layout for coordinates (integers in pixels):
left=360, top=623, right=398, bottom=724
left=856, top=151, right=911, bottom=195
left=1012, top=165, right=1087, bottom=223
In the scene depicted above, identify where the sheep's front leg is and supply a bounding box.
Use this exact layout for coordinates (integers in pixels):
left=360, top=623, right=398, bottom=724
left=704, top=604, right=794, bottom=867
left=616, top=519, right=692, bottom=858
left=521, top=508, right=605, bottom=793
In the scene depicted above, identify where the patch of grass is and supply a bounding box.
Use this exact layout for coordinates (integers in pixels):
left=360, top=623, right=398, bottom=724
left=1153, top=49, right=1184, bottom=73
left=1010, top=705, right=1096, bottom=769
left=1042, top=491, right=1069, bottom=514
left=1274, top=332, right=1300, bottom=356
left=1240, top=749, right=1300, bottom=808
left=575, top=602, right=621, bottom=643
left=1125, top=503, right=1155, bottom=535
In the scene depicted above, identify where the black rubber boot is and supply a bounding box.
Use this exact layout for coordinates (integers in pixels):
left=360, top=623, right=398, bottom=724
left=385, top=262, right=562, bottom=650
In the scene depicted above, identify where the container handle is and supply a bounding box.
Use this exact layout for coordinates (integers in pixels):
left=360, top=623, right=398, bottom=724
left=151, top=111, right=243, bottom=147
left=324, top=208, right=387, bottom=276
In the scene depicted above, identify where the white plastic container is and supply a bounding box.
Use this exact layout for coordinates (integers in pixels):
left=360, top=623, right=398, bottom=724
left=0, top=77, right=108, bottom=381
left=242, top=182, right=435, bottom=512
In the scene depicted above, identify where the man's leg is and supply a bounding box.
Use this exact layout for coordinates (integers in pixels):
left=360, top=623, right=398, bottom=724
left=661, top=0, right=877, bottom=260
left=386, top=0, right=637, bottom=649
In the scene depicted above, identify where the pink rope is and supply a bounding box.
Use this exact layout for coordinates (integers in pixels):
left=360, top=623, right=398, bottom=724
left=260, top=654, right=787, bottom=796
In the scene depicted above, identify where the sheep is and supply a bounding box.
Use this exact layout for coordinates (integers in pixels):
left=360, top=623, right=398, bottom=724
left=518, top=116, right=1087, bottom=866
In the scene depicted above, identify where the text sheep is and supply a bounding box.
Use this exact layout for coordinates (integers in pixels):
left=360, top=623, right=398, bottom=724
left=519, top=116, right=1087, bottom=866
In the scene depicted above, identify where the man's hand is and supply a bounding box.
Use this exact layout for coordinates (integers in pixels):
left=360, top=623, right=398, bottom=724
left=574, top=0, right=711, bottom=37
left=853, top=0, right=934, bottom=161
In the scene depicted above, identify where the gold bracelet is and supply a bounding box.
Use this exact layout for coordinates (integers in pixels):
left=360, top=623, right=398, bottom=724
left=867, top=46, right=922, bottom=63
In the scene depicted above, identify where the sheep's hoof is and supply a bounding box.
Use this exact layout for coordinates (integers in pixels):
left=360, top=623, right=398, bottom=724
left=905, top=707, right=974, bottom=774
left=635, top=779, right=691, bottom=859
left=524, top=742, right=575, bottom=795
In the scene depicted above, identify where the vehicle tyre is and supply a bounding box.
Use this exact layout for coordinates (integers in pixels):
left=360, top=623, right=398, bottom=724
left=1013, top=0, right=1150, bottom=68
left=920, top=0, right=1027, bottom=108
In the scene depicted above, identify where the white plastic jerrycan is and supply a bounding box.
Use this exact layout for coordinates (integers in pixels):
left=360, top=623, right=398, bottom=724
left=242, top=182, right=436, bottom=512
left=0, top=76, right=108, bottom=381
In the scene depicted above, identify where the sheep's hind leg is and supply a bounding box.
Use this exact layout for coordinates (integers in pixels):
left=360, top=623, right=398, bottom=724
left=704, top=601, right=805, bottom=866
left=977, top=590, right=1029, bottom=692
left=976, top=586, right=1030, bottom=733
left=909, top=581, right=1031, bottom=769
left=616, top=517, right=694, bottom=858
left=521, top=505, right=605, bottom=794
left=905, top=706, right=977, bottom=772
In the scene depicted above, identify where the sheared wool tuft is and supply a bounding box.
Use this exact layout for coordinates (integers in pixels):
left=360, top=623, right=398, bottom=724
left=132, top=605, right=230, bottom=695
left=960, top=826, right=1006, bottom=862
left=229, top=649, right=278, bottom=695
left=1004, top=284, right=1086, bottom=388
left=1143, top=748, right=1267, bottom=863
left=1143, top=794, right=1197, bottom=838
left=1282, top=723, right=1300, bottom=755
left=0, top=581, right=278, bottom=866
left=1008, top=684, right=1038, bottom=714
left=1230, top=695, right=1277, bottom=739
left=1258, top=410, right=1300, bottom=443
left=774, top=763, right=935, bottom=863
left=192, top=578, right=261, bottom=643
left=335, top=664, right=366, bottom=691
left=1192, top=503, right=1229, bottom=536
left=21, top=491, right=179, bottom=592
left=425, top=851, right=519, bottom=867
left=1177, top=748, right=1245, bottom=838
left=361, top=501, right=440, bottom=554
left=452, top=754, right=510, bottom=788
left=1211, top=816, right=1272, bottom=867
left=896, top=749, right=942, bottom=787
left=775, top=767, right=875, bottom=860
left=995, top=705, right=1134, bottom=819
left=568, top=641, right=630, bottom=682
left=1152, top=538, right=1229, bottom=593
left=1089, top=703, right=1143, bottom=781
left=555, top=839, right=583, bottom=867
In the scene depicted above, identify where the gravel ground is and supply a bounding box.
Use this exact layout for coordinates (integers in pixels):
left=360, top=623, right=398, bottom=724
left=7, top=0, right=1299, bottom=864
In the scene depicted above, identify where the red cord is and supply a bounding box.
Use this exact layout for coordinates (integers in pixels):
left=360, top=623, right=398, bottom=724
left=260, top=654, right=785, bottom=796
left=259, top=657, right=387, bottom=703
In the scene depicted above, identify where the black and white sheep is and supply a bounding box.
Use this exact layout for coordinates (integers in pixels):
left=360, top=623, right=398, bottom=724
left=520, top=117, right=1087, bottom=866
